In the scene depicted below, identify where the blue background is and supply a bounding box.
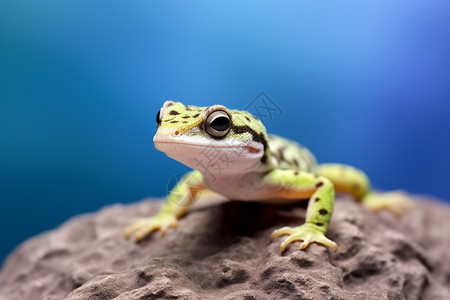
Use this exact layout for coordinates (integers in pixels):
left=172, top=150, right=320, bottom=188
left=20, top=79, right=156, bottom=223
left=1, top=1, right=449, bottom=265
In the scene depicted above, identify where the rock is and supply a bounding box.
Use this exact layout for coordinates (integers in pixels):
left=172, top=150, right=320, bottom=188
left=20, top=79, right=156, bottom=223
left=1, top=195, right=450, bottom=300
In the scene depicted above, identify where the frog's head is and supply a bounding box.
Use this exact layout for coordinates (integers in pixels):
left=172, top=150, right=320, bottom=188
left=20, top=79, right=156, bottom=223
left=153, top=101, right=274, bottom=175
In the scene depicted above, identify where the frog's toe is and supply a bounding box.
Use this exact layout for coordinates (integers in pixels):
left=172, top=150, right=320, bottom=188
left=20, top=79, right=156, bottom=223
left=309, top=234, right=338, bottom=252
left=124, top=219, right=149, bottom=239
left=364, top=191, right=414, bottom=217
left=271, top=226, right=294, bottom=240
left=134, top=222, right=161, bottom=242
left=272, top=224, right=337, bottom=252
left=296, top=230, right=337, bottom=252
left=280, top=233, right=304, bottom=252
left=159, top=217, right=178, bottom=236
left=124, top=214, right=178, bottom=242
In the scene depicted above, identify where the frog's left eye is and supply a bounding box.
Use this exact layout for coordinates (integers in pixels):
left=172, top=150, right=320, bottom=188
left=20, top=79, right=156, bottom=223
left=205, top=110, right=231, bottom=138
left=156, top=109, right=162, bottom=127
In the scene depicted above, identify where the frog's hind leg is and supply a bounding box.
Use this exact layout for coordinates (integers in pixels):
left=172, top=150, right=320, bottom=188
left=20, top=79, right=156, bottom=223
left=316, top=163, right=413, bottom=216
left=315, top=163, right=370, bottom=201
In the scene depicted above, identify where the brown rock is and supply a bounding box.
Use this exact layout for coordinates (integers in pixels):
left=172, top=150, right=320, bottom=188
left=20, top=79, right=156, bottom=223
left=1, top=195, right=449, bottom=300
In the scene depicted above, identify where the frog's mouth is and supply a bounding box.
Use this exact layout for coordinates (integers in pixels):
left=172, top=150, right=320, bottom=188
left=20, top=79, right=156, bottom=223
left=154, top=135, right=263, bottom=155
left=154, top=133, right=265, bottom=172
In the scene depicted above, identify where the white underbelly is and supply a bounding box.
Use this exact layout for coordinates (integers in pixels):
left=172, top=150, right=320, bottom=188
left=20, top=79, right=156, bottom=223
left=203, top=174, right=307, bottom=204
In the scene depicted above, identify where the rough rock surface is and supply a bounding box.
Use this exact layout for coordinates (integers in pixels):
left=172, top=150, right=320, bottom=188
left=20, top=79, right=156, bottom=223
left=1, top=194, right=450, bottom=300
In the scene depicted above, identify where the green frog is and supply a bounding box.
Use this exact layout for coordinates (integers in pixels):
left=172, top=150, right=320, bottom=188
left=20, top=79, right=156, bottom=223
left=125, top=101, right=411, bottom=252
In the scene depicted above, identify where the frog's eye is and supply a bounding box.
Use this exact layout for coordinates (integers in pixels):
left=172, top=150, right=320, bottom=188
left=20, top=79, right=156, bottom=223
left=156, top=109, right=162, bottom=127
left=205, top=110, right=231, bottom=138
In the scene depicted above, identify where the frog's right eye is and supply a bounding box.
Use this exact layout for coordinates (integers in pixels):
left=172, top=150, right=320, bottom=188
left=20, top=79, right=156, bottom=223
left=156, top=109, right=162, bottom=127
left=205, top=110, right=231, bottom=138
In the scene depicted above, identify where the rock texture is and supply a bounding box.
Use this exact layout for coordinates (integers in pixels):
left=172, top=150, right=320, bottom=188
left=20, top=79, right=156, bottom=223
left=1, top=195, right=450, bottom=300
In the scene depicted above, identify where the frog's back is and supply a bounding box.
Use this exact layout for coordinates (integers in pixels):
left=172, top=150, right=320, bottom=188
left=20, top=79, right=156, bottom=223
left=268, top=134, right=317, bottom=172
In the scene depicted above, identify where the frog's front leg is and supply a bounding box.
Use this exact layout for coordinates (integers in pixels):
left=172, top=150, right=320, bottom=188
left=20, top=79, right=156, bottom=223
left=124, top=170, right=205, bottom=241
left=263, top=170, right=338, bottom=252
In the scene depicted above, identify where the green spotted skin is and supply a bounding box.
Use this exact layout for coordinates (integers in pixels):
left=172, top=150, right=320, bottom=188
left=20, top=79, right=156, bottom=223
left=125, top=101, right=411, bottom=252
left=268, top=134, right=317, bottom=172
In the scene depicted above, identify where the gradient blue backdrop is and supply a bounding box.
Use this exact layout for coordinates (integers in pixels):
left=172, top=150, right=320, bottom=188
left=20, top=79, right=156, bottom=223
left=1, top=1, right=450, bottom=265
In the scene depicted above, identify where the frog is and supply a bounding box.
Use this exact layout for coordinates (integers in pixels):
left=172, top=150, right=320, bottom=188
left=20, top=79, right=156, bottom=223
left=124, top=101, right=412, bottom=252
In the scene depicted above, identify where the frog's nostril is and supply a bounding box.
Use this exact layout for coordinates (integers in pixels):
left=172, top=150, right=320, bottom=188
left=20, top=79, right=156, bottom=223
left=174, top=130, right=180, bottom=136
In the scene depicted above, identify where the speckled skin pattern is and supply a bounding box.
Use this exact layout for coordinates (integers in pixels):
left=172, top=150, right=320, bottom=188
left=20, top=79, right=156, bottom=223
left=124, top=101, right=412, bottom=252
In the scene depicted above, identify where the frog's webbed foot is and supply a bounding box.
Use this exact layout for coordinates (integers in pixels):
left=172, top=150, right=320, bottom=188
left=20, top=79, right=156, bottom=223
left=363, top=191, right=414, bottom=217
left=124, top=214, right=178, bottom=242
left=271, top=223, right=338, bottom=253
